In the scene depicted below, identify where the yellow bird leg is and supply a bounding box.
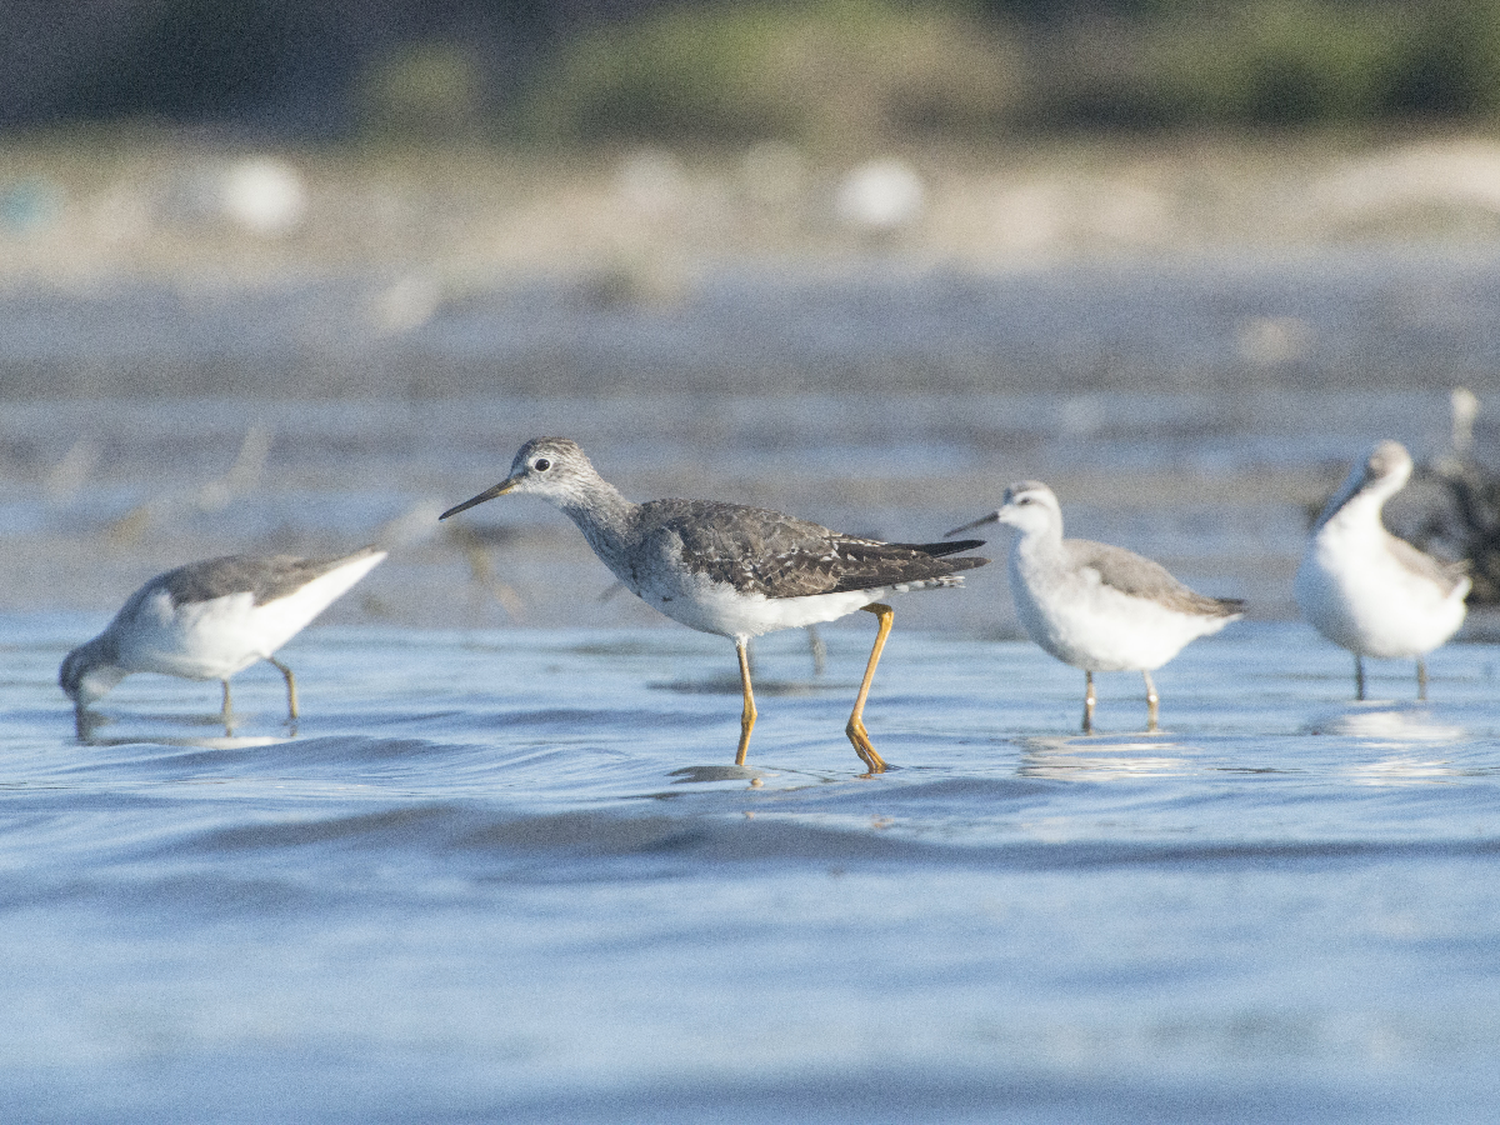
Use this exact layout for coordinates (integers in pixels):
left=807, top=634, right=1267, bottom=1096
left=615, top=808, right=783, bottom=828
left=735, top=637, right=757, bottom=766
left=845, top=604, right=892, bottom=774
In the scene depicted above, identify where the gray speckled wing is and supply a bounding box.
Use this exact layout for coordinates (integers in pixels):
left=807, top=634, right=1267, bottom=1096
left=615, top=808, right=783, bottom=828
left=1069, top=539, right=1243, bottom=617
left=639, top=500, right=987, bottom=598
left=156, top=548, right=379, bottom=608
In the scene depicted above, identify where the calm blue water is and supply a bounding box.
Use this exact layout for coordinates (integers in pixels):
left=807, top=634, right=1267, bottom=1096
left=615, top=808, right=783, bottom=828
left=6, top=246, right=1500, bottom=1119
left=4, top=614, right=1499, bottom=1123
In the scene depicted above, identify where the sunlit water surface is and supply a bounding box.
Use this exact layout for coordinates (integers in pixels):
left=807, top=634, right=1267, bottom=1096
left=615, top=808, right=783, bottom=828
left=4, top=615, right=1500, bottom=1123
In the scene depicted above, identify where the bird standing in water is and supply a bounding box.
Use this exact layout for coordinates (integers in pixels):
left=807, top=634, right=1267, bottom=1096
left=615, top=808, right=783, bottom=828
left=951, top=481, right=1243, bottom=732
left=1295, top=440, right=1469, bottom=700
left=441, top=438, right=987, bottom=772
left=61, top=547, right=386, bottom=730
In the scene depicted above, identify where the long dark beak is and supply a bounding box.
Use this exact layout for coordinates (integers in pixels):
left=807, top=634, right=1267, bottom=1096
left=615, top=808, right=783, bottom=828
left=945, top=510, right=1000, bottom=538
left=439, top=478, right=516, bottom=521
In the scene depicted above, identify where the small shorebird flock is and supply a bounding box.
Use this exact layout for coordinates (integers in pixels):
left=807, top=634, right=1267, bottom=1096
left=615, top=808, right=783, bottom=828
left=61, top=435, right=1473, bottom=770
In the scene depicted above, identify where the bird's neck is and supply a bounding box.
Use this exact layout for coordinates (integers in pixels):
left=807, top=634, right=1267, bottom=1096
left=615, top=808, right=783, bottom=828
left=1012, top=522, right=1064, bottom=563
left=559, top=480, right=639, bottom=556
left=1319, top=489, right=1387, bottom=539
left=1009, top=524, right=1066, bottom=587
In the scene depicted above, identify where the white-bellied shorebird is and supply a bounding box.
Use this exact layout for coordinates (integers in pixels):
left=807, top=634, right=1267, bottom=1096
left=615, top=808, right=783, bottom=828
left=1295, top=440, right=1469, bottom=700
left=440, top=438, right=987, bottom=772
left=950, top=481, right=1242, bottom=732
left=61, top=547, right=386, bottom=727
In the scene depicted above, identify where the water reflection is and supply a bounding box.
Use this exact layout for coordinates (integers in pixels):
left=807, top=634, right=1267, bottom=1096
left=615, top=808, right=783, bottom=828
left=1016, top=734, right=1193, bottom=780
left=74, top=706, right=295, bottom=750
left=1305, top=705, right=1467, bottom=745
left=668, top=764, right=767, bottom=784
left=654, top=764, right=837, bottom=794
left=1345, top=755, right=1463, bottom=785
left=1307, top=705, right=1470, bottom=785
left=74, top=731, right=291, bottom=751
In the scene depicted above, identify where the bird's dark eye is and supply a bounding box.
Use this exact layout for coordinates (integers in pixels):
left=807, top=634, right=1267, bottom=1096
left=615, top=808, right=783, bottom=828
left=534, top=458, right=551, bottom=472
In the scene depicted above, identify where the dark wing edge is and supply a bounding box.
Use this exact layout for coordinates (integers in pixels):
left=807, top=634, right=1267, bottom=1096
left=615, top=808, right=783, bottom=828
left=891, top=538, right=986, bottom=558
left=818, top=538, right=990, bottom=597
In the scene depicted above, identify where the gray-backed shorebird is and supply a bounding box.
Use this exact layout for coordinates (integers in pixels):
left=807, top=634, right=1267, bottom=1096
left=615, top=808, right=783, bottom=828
left=441, top=438, right=987, bottom=772
left=951, top=481, right=1242, bottom=732
left=61, top=547, right=385, bottom=727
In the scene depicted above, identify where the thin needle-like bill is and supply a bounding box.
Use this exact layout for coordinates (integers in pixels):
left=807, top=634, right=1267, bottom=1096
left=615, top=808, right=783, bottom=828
left=440, top=479, right=515, bottom=521
left=441, top=436, right=988, bottom=770
left=945, top=511, right=1000, bottom=537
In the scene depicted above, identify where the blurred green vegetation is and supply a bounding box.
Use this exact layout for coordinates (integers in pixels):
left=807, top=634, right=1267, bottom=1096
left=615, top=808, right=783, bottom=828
left=1078, top=0, right=1500, bottom=127
left=356, top=44, right=489, bottom=140
left=9, top=0, right=1500, bottom=144
left=518, top=0, right=1022, bottom=151
left=507, top=0, right=1500, bottom=148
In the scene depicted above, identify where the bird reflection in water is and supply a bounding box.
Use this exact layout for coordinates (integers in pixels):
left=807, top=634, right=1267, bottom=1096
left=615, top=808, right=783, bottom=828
left=73, top=705, right=294, bottom=750
left=1016, top=735, right=1193, bottom=780
left=1308, top=704, right=1469, bottom=785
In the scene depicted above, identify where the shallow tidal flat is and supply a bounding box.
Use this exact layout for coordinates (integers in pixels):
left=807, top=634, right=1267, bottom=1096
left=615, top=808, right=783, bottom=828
left=7, top=133, right=1500, bottom=1123
left=7, top=136, right=1500, bottom=638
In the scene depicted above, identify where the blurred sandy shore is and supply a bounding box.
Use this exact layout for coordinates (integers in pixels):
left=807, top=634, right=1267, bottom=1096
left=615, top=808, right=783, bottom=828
left=6, top=130, right=1500, bottom=289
